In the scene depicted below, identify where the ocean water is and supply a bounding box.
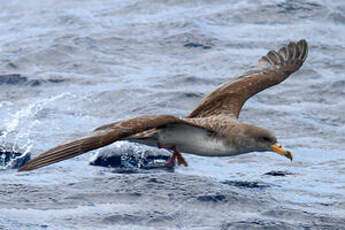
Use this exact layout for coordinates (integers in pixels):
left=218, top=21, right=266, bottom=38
left=0, top=0, right=345, bottom=229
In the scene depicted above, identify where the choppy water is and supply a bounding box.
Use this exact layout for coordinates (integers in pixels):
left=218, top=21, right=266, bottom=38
left=1, top=0, right=345, bottom=229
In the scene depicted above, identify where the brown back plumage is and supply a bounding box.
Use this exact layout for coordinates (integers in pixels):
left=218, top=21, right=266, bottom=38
left=188, top=39, right=308, bottom=119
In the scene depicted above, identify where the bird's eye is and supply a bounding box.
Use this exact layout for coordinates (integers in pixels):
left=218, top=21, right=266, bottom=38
left=262, top=136, right=271, bottom=142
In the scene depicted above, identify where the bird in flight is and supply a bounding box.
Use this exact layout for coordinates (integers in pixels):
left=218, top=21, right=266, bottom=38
left=18, top=39, right=308, bottom=172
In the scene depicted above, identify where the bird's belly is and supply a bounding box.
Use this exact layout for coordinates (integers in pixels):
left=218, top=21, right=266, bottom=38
left=158, top=124, right=235, bottom=157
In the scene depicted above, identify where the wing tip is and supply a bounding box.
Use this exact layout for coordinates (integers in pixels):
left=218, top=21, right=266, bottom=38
left=18, top=156, right=51, bottom=172
left=259, top=39, right=308, bottom=70
left=18, top=163, right=35, bottom=172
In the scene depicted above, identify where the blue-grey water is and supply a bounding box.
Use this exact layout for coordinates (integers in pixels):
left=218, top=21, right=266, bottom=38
left=1, top=0, right=345, bottom=229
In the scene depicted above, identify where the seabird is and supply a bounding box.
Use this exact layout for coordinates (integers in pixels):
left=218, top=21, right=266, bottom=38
left=18, top=39, right=308, bottom=172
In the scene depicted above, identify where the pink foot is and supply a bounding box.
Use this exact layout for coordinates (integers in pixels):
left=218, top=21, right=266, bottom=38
left=158, top=143, right=188, bottom=167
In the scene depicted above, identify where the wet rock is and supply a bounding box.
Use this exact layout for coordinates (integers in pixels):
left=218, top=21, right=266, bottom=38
left=221, top=180, right=272, bottom=189
left=0, top=143, right=31, bottom=169
left=264, top=170, right=293, bottom=177
left=184, top=42, right=212, bottom=49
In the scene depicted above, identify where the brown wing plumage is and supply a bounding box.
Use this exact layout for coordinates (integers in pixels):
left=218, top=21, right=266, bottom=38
left=18, top=115, right=201, bottom=171
left=188, top=39, right=308, bottom=119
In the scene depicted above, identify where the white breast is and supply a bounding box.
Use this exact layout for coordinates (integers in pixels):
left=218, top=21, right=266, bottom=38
left=158, top=123, right=237, bottom=157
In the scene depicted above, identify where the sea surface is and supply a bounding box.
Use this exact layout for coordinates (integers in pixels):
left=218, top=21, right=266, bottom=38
left=1, top=0, right=345, bottom=229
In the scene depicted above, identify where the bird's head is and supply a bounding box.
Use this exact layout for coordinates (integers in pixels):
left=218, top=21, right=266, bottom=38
left=231, top=123, right=293, bottom=161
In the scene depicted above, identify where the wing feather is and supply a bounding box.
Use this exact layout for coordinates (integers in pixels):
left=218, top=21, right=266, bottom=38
left=188, top=39, right=308, bottom=119
left=18, top=115, right=200, bottom=171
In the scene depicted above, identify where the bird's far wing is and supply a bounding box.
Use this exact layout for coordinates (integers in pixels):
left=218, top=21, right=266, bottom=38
left=18, top=115, right=199, bottom=172
left=188, top=39, right=308, bottom=119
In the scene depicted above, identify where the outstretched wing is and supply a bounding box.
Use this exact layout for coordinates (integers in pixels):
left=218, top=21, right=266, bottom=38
left=18, top=115, right=200, bottom=171
left=188, top=39, right=308, bottom=119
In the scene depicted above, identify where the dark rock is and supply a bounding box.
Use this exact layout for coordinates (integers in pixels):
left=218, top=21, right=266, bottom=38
left=184, top=42, right=212, bottom=49
left=0, top=143, right=31, bottom=169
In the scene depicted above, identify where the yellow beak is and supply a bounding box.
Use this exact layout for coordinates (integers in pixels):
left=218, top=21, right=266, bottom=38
left=271, top=143, right=293, bottom=161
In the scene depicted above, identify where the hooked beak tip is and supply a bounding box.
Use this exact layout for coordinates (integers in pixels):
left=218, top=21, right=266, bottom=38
left=271, top=143, right=293, bottom=161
